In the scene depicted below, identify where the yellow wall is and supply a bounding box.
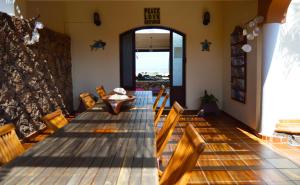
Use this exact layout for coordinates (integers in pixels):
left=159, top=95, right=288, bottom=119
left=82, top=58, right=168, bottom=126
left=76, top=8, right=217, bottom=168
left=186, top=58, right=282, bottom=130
left=222, top=1, right=261, bottom=130
left=27, top=1, right=227, bottom=109
left=27, top=0, right=261, bottom=131
left=26, top=1, right=66, bottom=32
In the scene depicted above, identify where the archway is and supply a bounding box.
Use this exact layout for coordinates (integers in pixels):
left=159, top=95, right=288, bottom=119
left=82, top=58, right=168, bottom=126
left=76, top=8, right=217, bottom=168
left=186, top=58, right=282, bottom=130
left=119, top=26, right=186, bottom=107
left=258, top=0, right=292, bottom=23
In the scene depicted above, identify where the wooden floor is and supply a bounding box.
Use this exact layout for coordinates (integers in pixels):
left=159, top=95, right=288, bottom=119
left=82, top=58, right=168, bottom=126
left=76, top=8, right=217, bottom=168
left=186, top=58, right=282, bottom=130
left=159, top=114, right=300, bottom=185
left=19, top=113, right=300, bottom=184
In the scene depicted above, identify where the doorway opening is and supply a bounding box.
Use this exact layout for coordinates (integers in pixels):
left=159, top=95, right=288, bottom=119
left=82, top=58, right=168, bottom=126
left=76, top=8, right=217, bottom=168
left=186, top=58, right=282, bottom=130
left=120, top=26, right=186, bottom=107
left=135, top=29, right=170, bottom=106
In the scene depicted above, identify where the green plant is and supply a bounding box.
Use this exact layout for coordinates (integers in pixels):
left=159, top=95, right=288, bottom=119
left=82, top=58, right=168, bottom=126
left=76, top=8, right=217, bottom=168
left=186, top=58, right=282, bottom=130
left=200, top=90, right=218, bottom=104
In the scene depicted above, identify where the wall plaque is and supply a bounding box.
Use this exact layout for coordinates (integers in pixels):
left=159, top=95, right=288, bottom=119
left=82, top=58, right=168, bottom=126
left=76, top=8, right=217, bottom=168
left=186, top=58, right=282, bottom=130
left=144, top=8, right=160, bottom=24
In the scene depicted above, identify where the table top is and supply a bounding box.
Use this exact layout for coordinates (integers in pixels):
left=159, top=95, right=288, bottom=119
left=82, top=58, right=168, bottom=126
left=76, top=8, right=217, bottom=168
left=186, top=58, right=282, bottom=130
left=0, top=91, right=158, bottom=185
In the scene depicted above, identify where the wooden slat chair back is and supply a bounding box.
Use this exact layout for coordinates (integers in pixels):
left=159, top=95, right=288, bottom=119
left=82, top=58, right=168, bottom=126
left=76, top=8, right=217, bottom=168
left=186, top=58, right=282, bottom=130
left=154, top=93, right=169, bottom=128
left=80, top=92, right=96, bottom=109
left=96, top=86, right=107, bottom=99
left=0, top=124, right=24, bottom=165
left=42, top=109, right=69, bottom=131
left=156, top=101, right=184, bottom=157
left=153, top=85, right=166, bottom=111
left=160, top=124, right=206, bottom=185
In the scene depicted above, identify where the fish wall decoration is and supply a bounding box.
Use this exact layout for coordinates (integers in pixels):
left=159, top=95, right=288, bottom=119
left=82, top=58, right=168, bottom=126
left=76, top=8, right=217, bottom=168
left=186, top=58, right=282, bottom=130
left=90, top=40, right=106, bottom=51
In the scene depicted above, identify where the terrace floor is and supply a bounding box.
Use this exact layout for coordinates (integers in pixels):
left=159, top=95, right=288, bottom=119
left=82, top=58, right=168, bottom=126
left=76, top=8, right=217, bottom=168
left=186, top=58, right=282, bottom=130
left=160, top=114, right=300, bottom=185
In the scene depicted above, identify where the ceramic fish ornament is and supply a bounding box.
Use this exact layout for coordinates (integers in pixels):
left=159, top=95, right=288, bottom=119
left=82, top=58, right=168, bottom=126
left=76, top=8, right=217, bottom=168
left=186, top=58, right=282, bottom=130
left=90, top=40, right=106, bottom=51
left=201, top=39, right=212, bottom=51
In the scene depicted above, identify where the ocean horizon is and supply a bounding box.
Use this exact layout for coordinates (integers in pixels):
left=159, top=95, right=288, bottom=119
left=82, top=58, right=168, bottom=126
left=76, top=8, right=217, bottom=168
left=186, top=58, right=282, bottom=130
left=135, top=51, right=169, bottom=75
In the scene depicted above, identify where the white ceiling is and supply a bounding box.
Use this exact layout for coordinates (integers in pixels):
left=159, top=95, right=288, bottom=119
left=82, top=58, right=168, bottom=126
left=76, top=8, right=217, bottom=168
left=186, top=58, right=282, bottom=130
left=135, top=33, right=170, bottom=50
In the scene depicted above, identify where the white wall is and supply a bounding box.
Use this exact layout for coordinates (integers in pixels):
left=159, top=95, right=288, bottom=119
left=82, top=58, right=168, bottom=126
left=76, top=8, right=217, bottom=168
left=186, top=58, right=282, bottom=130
left=0, top=0, right=15, bottom=15
left=222, top=1, right=261, bottom=130
left=261, top=1, right=300, bottom=135
left=0, top=0, right=27, bottom=17
left=27, top=1, right=225, bottom=110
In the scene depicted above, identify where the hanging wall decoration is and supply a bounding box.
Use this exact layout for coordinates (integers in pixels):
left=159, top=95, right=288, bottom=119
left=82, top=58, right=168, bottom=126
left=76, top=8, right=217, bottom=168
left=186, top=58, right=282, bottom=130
left=93, top=12, right=101, bottom=26
left=201, top=39, right=211, bottom=51
left=90, top=40, right=106, bottom=50
left=241, top=16, right=264, bottom=53
left=23, top=15, right=44, bottom=45
left=144, top=8, right=160, bottom=24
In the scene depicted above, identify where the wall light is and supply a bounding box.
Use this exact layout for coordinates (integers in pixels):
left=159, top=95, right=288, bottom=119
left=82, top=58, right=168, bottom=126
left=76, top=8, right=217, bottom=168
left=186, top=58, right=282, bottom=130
left=203, top=11, right=210, bottom=26
left=93, top=12, right=101, bottom=26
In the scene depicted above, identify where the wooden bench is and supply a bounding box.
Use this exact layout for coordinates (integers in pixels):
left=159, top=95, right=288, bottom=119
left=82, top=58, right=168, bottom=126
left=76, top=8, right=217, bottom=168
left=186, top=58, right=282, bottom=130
left=275, top=120, right=300, bottom=135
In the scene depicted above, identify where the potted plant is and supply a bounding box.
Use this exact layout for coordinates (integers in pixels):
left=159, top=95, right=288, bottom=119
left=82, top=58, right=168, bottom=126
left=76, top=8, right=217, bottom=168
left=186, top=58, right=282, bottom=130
left=198, top=90, right=220, bottom=116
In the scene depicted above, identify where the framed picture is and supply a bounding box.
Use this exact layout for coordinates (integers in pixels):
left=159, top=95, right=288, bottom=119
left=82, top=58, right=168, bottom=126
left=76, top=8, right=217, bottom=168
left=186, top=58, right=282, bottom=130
left=231, top=44, right=244, bottom=56
left=231, top=67, right=245, bottom=78
left=231, top=55, right=245, bottom=66
left=231, top=89, right=245, bottom=102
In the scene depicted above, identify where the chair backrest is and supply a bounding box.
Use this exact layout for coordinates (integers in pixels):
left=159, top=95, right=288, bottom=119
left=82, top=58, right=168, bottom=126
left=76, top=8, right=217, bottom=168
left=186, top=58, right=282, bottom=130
left=0, top=124, right=24, bottom=165
left=42, top=109, right=69, bottom=131
left=80, top=92, right=96, bottom=109
left=153, top=85, right=166, bottom=111
left=96, top=86, right=107, bottom=99
left=154, top=93, right=169, bottom=128
left=156, top=101, right=184, bottom=157
left=160, top=124, right=206, bottom=185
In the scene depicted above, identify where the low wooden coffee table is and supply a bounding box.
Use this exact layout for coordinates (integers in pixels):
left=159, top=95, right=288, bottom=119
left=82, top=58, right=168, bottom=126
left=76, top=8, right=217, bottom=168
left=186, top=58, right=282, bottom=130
left=102, top=95, right=136, bottom=114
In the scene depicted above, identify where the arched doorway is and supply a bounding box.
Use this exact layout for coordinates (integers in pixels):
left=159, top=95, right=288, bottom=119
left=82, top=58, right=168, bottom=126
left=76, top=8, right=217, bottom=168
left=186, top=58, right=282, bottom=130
left=119, top=26, right=186, bottom=107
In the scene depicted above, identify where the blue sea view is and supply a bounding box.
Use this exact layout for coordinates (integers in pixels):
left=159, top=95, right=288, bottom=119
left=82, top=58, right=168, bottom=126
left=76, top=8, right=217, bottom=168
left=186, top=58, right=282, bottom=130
left=135, top=52, right=169, bottom=76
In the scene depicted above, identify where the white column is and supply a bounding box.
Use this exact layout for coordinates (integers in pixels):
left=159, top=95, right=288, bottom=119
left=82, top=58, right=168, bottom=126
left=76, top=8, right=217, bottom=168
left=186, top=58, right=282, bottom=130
left=0, top=0, right=15, bottom=16
left=260, top=23, right=281, bottom=136
left=0, top=0, right=26, bottom=18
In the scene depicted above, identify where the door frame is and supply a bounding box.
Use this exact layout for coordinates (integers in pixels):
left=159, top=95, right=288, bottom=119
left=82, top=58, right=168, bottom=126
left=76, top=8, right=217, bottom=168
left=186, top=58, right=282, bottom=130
left=119, top=30, right=136, bottom=90
left=119, top=25, right=186, bottom=106
left=169, top=30, right=186, bottom=107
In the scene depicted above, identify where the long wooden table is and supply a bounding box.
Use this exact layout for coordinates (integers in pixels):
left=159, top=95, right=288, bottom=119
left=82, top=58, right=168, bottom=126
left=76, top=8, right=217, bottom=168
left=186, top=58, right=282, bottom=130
left=0, top=91, right=159, bottom=185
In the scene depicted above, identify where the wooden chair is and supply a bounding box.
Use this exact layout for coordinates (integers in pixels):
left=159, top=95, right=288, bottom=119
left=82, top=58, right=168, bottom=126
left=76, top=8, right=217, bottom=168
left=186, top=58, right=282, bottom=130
left=96, top=86, right=107, bottom=99
left=0, top=124, right=24, bottom=165
left=42, top=109, right=69, bottom=132
left=154, top=93, right=169, bottom=128
left=159, top=124, right=206, bottom=185
left=156, top=101, right=184, bottom=157
left=80, top=92, right=96, bottom=109
left=24, top=127, right=52, bottom=144
left=153, top=85, right=166, bottom=111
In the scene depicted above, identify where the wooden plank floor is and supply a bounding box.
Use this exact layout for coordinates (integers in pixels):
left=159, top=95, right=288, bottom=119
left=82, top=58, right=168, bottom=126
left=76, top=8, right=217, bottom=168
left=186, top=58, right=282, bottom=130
left=159, top=114, right=300, bottom=185
left=0, top=91, right=158, bottom=185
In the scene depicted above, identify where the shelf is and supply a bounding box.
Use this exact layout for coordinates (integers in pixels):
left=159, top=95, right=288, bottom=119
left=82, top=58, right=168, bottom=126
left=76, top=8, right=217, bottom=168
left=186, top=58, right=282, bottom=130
left=230, top=26, right=247, bottom=104
left=231, top=76, right=245, bottom=79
